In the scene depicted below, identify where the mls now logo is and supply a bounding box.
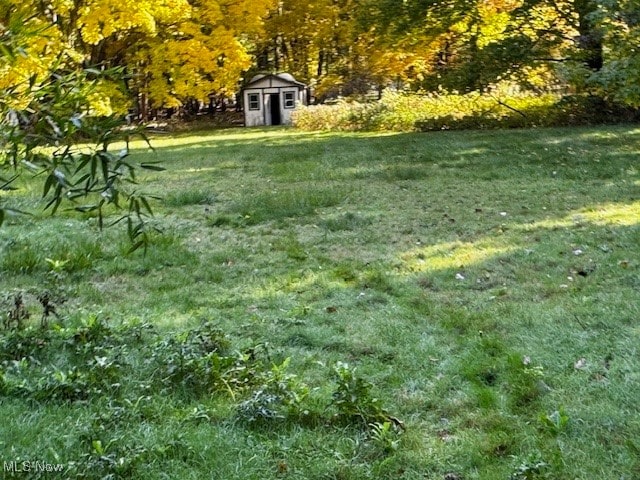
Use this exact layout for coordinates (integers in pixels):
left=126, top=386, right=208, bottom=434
left=4, top=461, right=65, bottom=473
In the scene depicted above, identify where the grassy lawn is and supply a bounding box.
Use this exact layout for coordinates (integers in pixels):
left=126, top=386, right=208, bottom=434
left=1, top=125, right=639, bottom=479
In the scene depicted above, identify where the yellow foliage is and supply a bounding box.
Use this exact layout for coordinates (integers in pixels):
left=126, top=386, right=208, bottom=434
left=88, top=80, right=130, bottom=116
left=0, top=3, right=68, bottom=106
left=1, top=0, right=276, bottom=111
left=77, top=0, right=160, bottom=44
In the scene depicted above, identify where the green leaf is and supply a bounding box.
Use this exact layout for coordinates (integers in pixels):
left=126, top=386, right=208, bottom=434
left=127, top=240, right=146, bottom=254
left=0, top=174, right=19, bottom=191
left=140, top=196, right=154, bottom=216
left=101, top=156, right=109, bottom=183
left=73, top=204, right=99, bottom=213
left=43, top=173, right=55, bottom=198
left=140, top=163, right=166, bottom=171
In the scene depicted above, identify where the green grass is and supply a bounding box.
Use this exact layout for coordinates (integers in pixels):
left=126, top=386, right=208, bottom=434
left=1, top=125, right=639, bottom=479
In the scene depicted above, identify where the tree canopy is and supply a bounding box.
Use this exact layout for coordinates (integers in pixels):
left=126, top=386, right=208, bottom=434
left=2, top=0, right=638, bottom=113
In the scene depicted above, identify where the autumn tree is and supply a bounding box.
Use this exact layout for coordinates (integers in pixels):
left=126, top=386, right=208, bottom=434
left=252, top=0, right=433, bottom=100
left=14, top=0, right=275, bottom=115
left=590, top=0, right=640, bottom=106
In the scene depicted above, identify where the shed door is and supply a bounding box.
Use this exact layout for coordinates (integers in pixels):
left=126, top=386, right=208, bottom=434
left=269, top=93, right=281, bottom=125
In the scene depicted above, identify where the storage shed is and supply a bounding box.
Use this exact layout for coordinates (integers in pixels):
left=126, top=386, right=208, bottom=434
left=242, top=73, right=308, bottom=126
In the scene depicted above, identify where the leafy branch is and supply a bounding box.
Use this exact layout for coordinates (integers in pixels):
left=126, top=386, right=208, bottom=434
left=1, top=23, right=163, bottom=250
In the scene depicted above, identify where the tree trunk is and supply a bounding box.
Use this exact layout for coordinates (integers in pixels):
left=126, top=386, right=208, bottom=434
left=574, top=0, right=603, bottom=71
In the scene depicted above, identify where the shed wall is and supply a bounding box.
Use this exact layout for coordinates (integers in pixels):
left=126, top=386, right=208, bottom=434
left=243, top=86, right=306, bottom=126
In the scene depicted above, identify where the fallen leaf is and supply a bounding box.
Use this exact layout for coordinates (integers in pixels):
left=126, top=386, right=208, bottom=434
left=277, top=461, right=288, bottom=474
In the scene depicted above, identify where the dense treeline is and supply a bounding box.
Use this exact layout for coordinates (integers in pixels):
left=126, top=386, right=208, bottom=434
left=256, top=0, right=640, bottom=108
left=1, top=0, right=640, bottom=116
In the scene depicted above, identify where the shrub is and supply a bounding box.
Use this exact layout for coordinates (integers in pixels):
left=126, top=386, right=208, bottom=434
left=292, top=86, right=639, bottom=133
left=291, top=99, right=387, bottom=132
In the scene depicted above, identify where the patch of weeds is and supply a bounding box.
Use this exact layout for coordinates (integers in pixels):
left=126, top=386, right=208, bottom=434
left=47, top=237, right=103, bottom=274
left=19, top=366, right=94, bottom=402
left=207, top=213, right=244, bottom=227
left=0, top=239, right=40, bottom=273
left=163, top=188, right=215, bottom=207
left=71, top=437, right=153, bottom=479
left=330, top=361, right=400, bottom=428
left=0, top=317, right=402, bottom=438
left=235, top=359, right=404, bottom=435
left=147, top=321, right=258, bottom=397
left=4, top=356, right=121, bottom=402
left=510, top=456, right=550, bottom=480
left=237, top=357, right=310, bottom=424
left=321, top=212, right=372, bottom=232
left=358, top=268, right=398, bottom=295
left=1, top=288, right=65, bottom=331
left=330, top=261, right=362, bottom=284
left=0, top=235, right=103, bottom=276
left=227, top=186, right=346, bottom=225
left=383, top=165, right=428, bottom=181
left=0, top=326, right=52, bottom=362
left=272, top=234, right=308, bottom=261
left=68, top=315, right=117, bottom=356
left=538, top=406, right=570, bottom=436
left=369, top=421, right=403, bottom=454
left=78, top=432, right=198, bottom=476
left=2, top=291, right=30, bottom=330
left=0, top=317, right=154, bottom=403
left=504, top=353, right=547, bottom=411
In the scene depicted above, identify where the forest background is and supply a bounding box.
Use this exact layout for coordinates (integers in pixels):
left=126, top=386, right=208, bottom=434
left=2, top=0, right=640, bottom=121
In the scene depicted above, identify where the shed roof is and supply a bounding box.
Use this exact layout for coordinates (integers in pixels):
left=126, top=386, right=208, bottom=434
left=245, top=73, right=306, bottom=88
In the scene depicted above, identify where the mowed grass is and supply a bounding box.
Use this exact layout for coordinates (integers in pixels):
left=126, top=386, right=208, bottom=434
left=1, top=125, right=639, bottom=479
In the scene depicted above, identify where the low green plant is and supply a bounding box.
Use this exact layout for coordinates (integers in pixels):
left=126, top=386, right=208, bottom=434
left=539, top=407, right=570, bottom=436
left=237, top=357, right=310, bottom=423
left=330, top=361, right=393, bottom=427
left=163, top=188, right=215, bottom=207
left=148, top=321, right=255, bottom=397
left=510, top=456, right=550, bottom=480
left=369, top=421, right=402, bottom=454
left=320, top=212, right=372, bottom=232
left=0, top=326, right=50, bottom=361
